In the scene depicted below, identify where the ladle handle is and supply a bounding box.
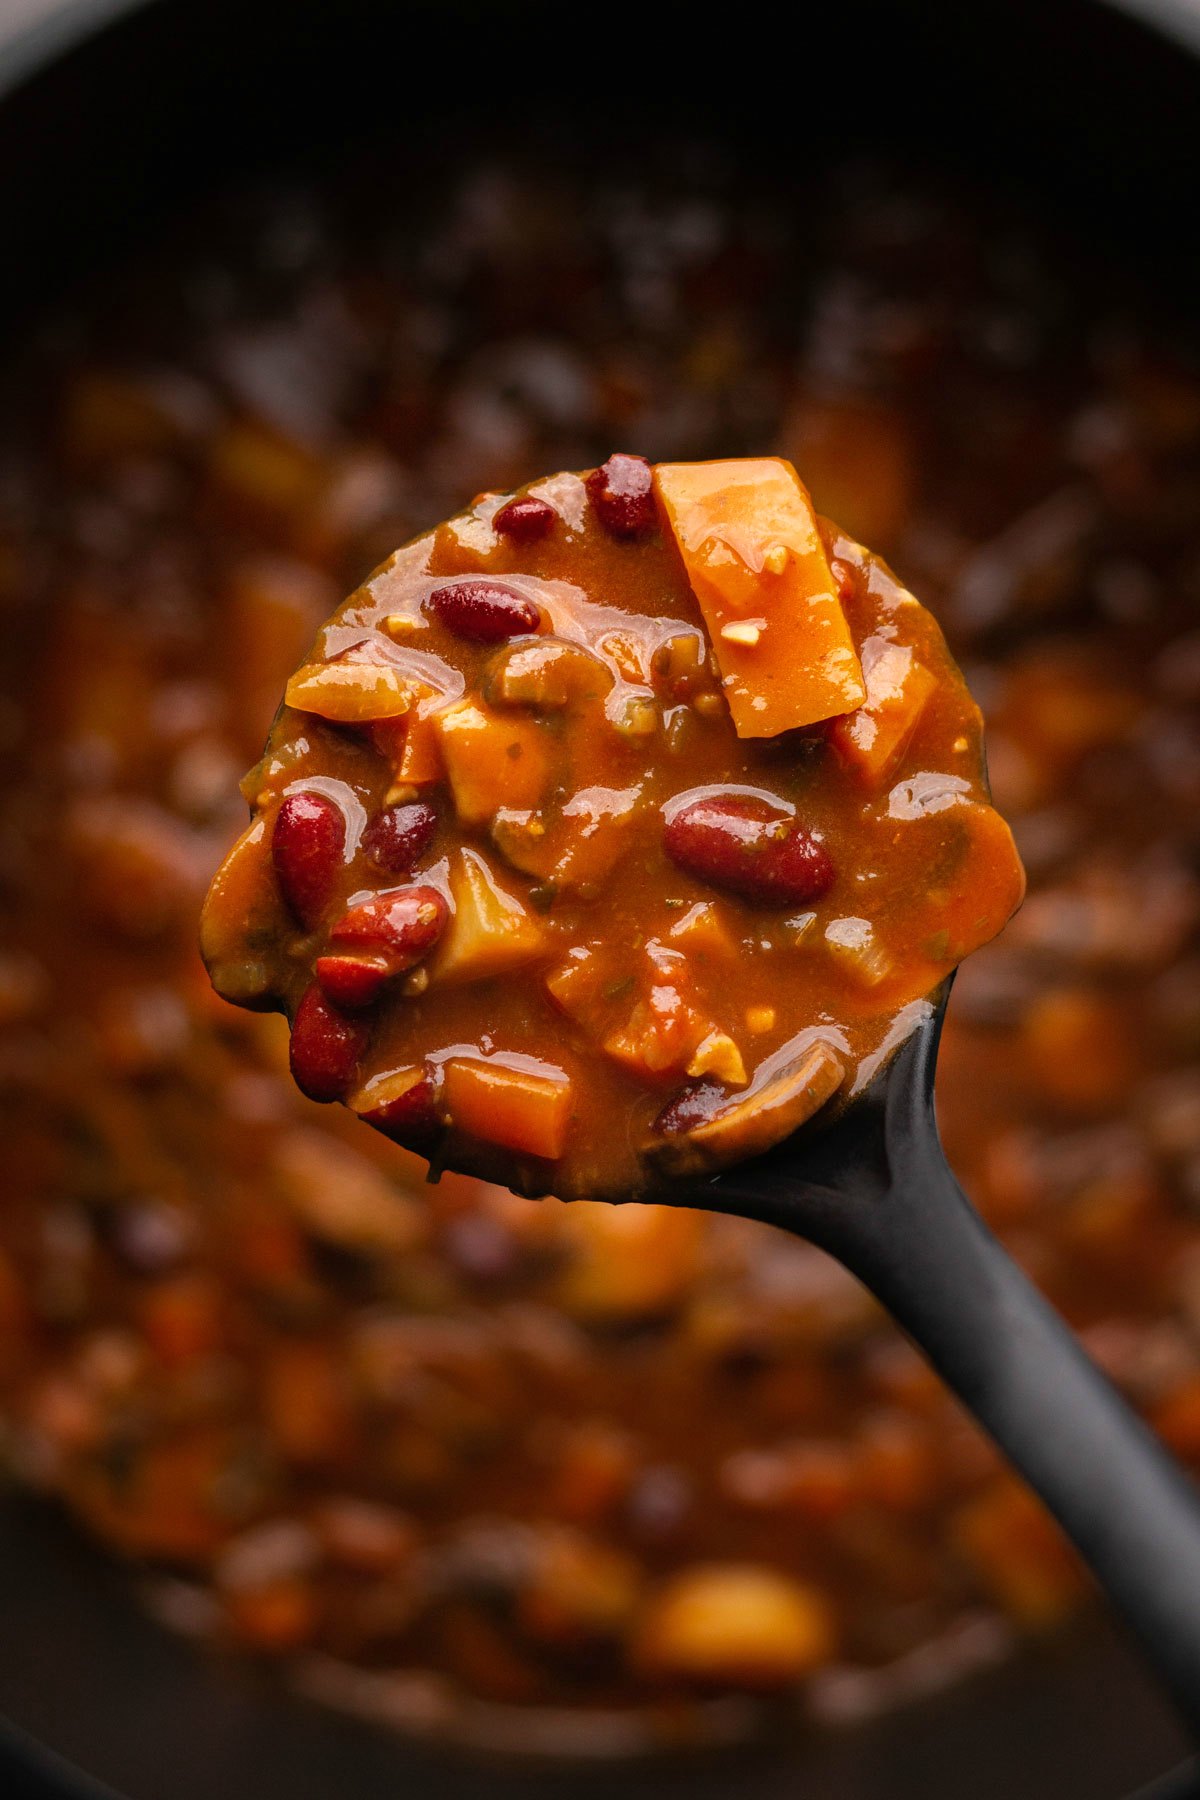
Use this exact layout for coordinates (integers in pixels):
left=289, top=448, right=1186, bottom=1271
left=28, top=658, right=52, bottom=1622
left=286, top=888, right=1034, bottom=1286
left=791, top=1148, right=1200, bottom=1740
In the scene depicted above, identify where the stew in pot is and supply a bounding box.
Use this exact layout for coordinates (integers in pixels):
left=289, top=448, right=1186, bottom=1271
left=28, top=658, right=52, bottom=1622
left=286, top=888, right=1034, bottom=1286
left=0, top=149, right=1197, bottom=1750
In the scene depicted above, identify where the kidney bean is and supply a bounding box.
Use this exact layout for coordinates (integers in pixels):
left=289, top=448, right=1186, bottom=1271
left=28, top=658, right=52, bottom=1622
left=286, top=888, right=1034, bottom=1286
left=271, top=791, right=346, bottom=928
left=289, top=984, right=369, bottom=1102
left=493, top=495, right=556, bottom=542
left=362, top=801, right=437, bottom=875
left=663, top=794, right=835, bottom=906
left=359, top=1070, right=440, bottom=1146
left=585, top=454, right=656, bottom=539
left=653, top=1077, right=727, bottom=1136
left=314, top=952, right=391, bottom=1011
left=327, top=885, right=448, bottom=969
left=427, top=579, right=541, bottom=642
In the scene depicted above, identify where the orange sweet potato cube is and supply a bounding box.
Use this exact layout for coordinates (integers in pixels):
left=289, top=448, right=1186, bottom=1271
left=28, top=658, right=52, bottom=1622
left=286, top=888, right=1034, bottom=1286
left=285, top=641, right=415, bottom=722
left=433, top=848, right=545, bottom=985
left=653, top=458, right=865, bottom=737
left=371, top=698, right=445, bottom=787
left=443, top=1057, right=572, bottom=1161
left=435, top=698, right=550, bottom=825
left=829, top=638, right=937, bottom=788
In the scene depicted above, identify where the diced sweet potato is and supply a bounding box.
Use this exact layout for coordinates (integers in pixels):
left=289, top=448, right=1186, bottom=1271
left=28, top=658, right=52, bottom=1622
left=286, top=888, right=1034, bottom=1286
left=371, top=688, right=446, bottom=787
left=553, top=784, right=643, bottom=890
left=435, top=698, right=550, bottom=825
left=443, top=1057, right=572, bottom=1160
left=653, top=458, right=865, bottom=737
left=829, top=636, right=937, bottom=788
left=544, top=947, right=606, bottom=1026
left=603, top=984, right=708, bottom=1079
left=633, top=1564, right=836, bottom=1685
left=668, top=901, right=738, bottom=961
left=433, top=848, right=545, bottom=985
left=285, top=642, right=417, bottom=722
left=548, top=1201, right=704, bottom=1320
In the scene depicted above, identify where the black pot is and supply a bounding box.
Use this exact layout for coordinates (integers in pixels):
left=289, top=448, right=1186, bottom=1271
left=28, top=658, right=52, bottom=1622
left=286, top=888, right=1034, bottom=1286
left=1, top=2, right=1198, bottom=1796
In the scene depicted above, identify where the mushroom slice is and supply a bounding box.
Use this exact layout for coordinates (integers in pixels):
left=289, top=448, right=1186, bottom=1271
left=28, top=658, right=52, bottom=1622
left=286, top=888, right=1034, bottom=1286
left=644, top=1040, right=845, bottom=1181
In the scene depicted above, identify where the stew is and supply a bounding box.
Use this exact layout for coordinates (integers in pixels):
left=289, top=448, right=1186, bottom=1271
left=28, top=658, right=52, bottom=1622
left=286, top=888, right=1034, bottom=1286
left=0, top=149, right=1197, bottom=1751
left=201, top=453, right=1023, bottom=1199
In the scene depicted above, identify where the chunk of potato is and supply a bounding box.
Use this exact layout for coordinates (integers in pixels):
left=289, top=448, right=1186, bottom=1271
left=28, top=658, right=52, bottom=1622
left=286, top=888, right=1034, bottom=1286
left=435, top=698, right=550, bottom=825
left=653, top=458, right=865, bottom=737
left=443, top=1056, right=572, bottom=1160
left=433, top=848, right=545, bottom=985
left=633, top=1564, right=836, bottom=1685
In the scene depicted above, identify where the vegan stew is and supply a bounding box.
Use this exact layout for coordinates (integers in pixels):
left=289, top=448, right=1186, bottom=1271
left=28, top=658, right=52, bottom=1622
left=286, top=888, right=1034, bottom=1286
left=0, top=150, right=1198, bottom=1750
left=202, top=455, right=1023, bottom=1200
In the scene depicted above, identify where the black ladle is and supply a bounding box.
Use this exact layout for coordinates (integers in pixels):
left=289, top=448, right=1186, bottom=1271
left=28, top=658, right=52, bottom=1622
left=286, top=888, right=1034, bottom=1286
left=695, top=979, right=1200, bottom=1740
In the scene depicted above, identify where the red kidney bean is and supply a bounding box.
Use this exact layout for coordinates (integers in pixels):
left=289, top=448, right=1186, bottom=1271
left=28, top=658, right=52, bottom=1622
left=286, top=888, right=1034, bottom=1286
left=271, top=791, right=346, bottom=928
left=314, top=952, right=391, bottom=1011
left=327, top=885, right=448, bottom=969
left=289, top=984, right=369, bottom=1102
left=427, top=579, right=541, bottom=642
left=493, top=494, right=556, bottom=542
left=585, top=454, right=656, bottom=539
left=362, top=801, right=437, bottom=875
left=653, top=1077, right=727, bottom=1136
left=663, top=794, right=835, bottom=905
left=360, top=1071, right=440, bottom=1147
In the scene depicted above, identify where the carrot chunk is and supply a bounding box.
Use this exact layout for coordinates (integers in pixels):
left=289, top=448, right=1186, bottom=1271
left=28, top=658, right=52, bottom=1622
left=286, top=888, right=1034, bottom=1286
left=653, top=458, right=865, bottom=737
left=443, top=1056, right=572, bottom=1160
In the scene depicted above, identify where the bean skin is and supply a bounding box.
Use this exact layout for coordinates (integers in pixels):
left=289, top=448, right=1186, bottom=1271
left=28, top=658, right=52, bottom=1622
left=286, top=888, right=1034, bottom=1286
left=585, top=454, right=656, bottom=539
left=663, top=794, right=835, bottom=906
left=289, top=985, right=369, bottom=1102
left=271, top=791, right=346, bottom=928
left=653, top=1077, right=727, bottom=1136
left=313, top=952, right=391, bottom=1011
left=493, top=495, right=556, bottom=542
left=427, top=579, right=541, bottom=643
left=362, top=802, right=437, bottom=875
left=359, top=1071, right=440, bottom=1146
left=327, top=886, right=448, bottom=968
